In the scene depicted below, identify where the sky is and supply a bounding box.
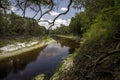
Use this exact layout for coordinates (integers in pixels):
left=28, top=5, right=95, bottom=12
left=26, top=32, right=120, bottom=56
left=38, top=0, right=77, bottom=29
left=12, top=0, right=81, bottom=29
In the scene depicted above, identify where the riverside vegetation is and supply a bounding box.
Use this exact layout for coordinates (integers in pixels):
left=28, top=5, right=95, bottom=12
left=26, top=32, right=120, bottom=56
left=50, top=0, right=120, bottom=80
left=0, top=0, right=120, bottom=80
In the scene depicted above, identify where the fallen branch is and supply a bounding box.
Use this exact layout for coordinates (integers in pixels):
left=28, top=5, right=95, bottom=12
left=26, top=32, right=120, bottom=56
left=114, top=37, right=120, bottom=40
left=87, top=49, right=120, bottom=69
left=96, top=49, right=120, bottom=64
left=116, top=42, right=120, bottom=49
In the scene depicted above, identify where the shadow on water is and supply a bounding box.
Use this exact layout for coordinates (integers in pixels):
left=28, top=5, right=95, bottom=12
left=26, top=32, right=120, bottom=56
left=0, top=37, right=79, bottom=80
left=51, top=35, right=80, bottom=54
left=51, top=35, right=80, bottom=49
left=0, top=45, right=47, bottom=80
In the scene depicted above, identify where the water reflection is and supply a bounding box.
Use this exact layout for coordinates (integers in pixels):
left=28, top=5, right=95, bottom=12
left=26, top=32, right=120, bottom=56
left=0, top=45, right=47, bottom=80
left=0, top=38, right=79, bottom=80
left=51, top=35, right=80, bottom=49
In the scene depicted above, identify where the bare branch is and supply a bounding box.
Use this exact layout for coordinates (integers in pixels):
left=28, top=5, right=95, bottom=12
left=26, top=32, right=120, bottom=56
left=38, top=20, right=52, bottom=24
left=38, top=0, right=73, bottom=33
left=87, top=49, right=120, bottom=70
left=13, top=0, right=73, bottom=33
left=37, top=0, right=54, bottom=20
left=48, top=0, right=73, bottom=30
left=114, top=37, right=120, bottom=40
left=23, top=0, right=28, bottom=17
left=34, top=5, right=43, bottom=19
left=16, top=0, right=24, bottom=13
left=0, top=2, right=6, bottom=9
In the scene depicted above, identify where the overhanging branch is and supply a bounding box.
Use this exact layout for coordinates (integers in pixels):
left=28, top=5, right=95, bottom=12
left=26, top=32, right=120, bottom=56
left=48, top=0, right=73, bottom=30
left=13, top=0, right=73, bottom=33
left=38, top=0, right=54, bottom=20
left=38, top=0, right=73, bottom=31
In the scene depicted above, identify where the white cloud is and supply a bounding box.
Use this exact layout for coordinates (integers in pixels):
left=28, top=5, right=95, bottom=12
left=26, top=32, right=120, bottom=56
left=10, top=6, right=17, bottom=12
left=38, top=18, right=52, bottom=29
left=49, top=11, right=59, bottom=16
left=38, top=21, right=49, bottom=29
left=38, top=18, right=71, bottom=29
left=54, top=19, right=71, bottom=27
left=61, top=7, right=67, bottom=11
left=40, top=18, right=44, bottom=20
left=6, top=6, right=18, bottom=14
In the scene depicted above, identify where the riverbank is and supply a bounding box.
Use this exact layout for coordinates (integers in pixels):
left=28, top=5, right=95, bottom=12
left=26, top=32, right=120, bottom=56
left=50, top=49, right=79, bottom=80
left=0, top=38, right=55, bottom=61
left=33, top=35, right=80, bottom=80
left=33, top=48, right=79, bottom=80
left=0, top=37, right=43, bottom=47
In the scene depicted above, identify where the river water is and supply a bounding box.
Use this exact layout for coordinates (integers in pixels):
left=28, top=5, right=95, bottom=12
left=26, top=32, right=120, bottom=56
left=0, top=38, right=79, bottom=80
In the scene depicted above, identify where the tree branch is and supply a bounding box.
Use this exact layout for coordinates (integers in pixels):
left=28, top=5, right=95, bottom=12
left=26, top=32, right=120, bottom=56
left=48, top=0, right=73, bottom=30
left=87, top=49, right=120, bottom=69
left=37, top=0, right=54, bottom=20
left=16, top=0, right=24, bottom=13
left=0, top=2, right=5, bottom=9
left=13, top=0, right=73, bottom=33
left=38, top=20, right=52, bottom=24
left=97, top=49, right=120, bottom=63
left=23, top=0, right=28, bottom=17
left=31, top=5, right=42, bottom=19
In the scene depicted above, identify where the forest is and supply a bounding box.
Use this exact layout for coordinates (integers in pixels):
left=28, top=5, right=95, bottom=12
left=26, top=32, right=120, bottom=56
left=0, top=0, right=120, bottom=80
left=0, top=12, right=46, bottom=37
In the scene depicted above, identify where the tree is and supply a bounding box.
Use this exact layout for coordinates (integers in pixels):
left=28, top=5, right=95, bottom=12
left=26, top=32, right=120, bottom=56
left=0, top=0, right=119, bottom=35
left=73, top=0, right=116, bottom=22
left=0, top=11, right=47, bottom=38
left=0, top=0, right=73, bottom=31
left=50, top=25, right=69, bottom=35
left=69, top=14, right=82, bottom=36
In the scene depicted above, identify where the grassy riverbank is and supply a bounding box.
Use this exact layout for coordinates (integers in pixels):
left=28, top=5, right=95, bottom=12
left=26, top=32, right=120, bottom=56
left=50, top=6, right=120, bottom=79
left=0, top=37, right=55, bottom=61
left=33, top=35, right=80, bottom=80
left=33, top=49, right=79, bottom=80
left=50, top=49, right=79, bottom=80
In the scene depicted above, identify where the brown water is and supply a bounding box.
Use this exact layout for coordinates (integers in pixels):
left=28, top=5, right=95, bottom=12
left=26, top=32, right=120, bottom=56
left=0, top=38, right=79, bottom=80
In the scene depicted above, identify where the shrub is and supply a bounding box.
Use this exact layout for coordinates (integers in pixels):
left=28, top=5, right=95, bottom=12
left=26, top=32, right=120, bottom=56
left=84, top=6, right=120, bottom=42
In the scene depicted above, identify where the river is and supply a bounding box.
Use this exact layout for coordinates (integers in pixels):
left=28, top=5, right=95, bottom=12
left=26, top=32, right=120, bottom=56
left=0, top=37, right=79, bottom=80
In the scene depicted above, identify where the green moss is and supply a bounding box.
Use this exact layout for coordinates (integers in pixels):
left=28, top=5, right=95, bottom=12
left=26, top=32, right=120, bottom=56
left=33, top=74, right=46, bottom=80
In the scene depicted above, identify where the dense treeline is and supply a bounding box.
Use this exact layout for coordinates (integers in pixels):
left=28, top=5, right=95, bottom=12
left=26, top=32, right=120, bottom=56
left=51, top=0, right=120, bottom=80
left=50, top=25, right=69, bottom=35
left=0, top=12, right=46, bottom=38
left=68, top=0, right=120, bottom=38
left=51, top=0, right=120, bottom=38
left=0, top=0, right=120, bottom=79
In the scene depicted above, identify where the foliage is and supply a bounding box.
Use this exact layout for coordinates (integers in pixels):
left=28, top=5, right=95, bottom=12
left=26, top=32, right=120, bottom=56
left=69, top=15, right=82, bottom=36
left=84, top=6, right=120, bottom=41
left=51, top=1, right=120, bottom=80
left=69, top=12, right=91, bottom=36
left=69, top=0, right=120, bottom=37
left=50, top=25, right=69, bottom=35
left=0, top=12, right=46, bottom=38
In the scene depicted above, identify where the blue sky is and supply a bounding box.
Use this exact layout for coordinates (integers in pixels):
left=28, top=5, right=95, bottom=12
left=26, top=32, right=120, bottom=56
left=38, top=0, right=77, bottom=29
left=24, top=0, right=76, bottom=19
left=12, top=0, right=80, bottom=29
